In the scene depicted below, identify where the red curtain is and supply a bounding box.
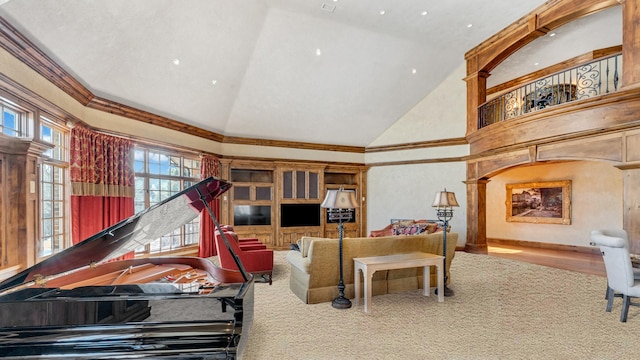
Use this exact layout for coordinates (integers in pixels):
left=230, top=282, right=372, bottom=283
left=70, top=124, right=135, bottom=259
left=198, top=155, right=221, bottom=257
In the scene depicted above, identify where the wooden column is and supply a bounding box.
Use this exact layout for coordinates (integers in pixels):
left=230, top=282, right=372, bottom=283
left=218, top=158, right=232, bottom=226
left=464, top=69, right=489, bottom=138
left=464, top=178, right=489, bottom=254
left=622, top=0, right=640, bottom=87
left=0, top=136, right=50, bottom=270
left=623, top=167, right=640, bottom=253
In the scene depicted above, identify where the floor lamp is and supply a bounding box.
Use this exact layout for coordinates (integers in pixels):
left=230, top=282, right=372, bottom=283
left=321, top=186, right=359, bottom=309
left=432, top=188, right=459, bottom=297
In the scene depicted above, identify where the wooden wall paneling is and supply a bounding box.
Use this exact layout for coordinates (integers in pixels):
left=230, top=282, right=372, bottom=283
left=537, top=133, right=624, bottom=163
left=622, top=0, right=640, bottom=87
left=623, top=168, right=640, bottom=253
left=625, top=130, right=640, bottom=163
left=475, top=150, right=532, bottom=179
left=218, top=159, right=231, bottom=226
left=536, top=0, right=619, bottom=30
left=358, top=166, right=368, bottom=236
left=0, top=154, right=5, bottom=268
left=464, top=71, right=489, bottom=137
left=466, top=0, right=619, bottom=75
left=468, top=87, right=640, bottom=156
left=464, top=178, right=489, bottom=253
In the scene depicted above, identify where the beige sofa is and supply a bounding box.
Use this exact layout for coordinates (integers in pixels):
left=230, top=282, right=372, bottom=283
left=286, top=232, right=458, bottom=304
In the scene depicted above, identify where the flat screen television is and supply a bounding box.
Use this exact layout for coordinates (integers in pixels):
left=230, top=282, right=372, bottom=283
left=280, top=203, right=321, bottom=227
left=234, top=205, right=271, bottom=226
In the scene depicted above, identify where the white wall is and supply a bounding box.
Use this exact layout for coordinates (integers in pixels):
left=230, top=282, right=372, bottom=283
left=367, top=162, right=467, bottom=246
left=487, top=161, right=623, bottom=247
left=365, top=62, right=468, bottom=246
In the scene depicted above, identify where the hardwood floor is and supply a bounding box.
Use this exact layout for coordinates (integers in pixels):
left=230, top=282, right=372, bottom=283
left=483, top=243, right=606, bottom=277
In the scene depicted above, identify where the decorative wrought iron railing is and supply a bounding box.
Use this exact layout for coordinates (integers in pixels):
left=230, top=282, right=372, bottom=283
left=478, top=53, right=622, bottom=129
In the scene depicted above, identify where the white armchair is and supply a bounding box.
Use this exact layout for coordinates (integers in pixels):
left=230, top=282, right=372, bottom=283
left=591, top=230, right=640, bottom=322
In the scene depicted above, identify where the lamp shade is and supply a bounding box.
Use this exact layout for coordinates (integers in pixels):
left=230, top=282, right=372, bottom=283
left=321, top=189, right=359, bottom=209
left=432, top=189, right=459, bottom=208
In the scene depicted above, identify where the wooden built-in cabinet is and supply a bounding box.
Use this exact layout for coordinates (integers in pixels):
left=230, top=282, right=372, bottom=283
left=219, top=159, right=367, bottom=249
left=0, top=135, right=51, bottom=278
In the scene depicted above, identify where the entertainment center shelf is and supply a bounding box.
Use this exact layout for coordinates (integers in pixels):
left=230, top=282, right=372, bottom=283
left=218, top=159, right=368, bottom=249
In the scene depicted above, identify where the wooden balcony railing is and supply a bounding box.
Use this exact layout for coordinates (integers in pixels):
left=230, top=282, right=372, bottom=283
left=478, top=53, right=623, bottom=129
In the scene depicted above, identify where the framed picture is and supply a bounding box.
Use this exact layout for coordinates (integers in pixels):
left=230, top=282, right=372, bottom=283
left=506, top=180, right=571, bottom=224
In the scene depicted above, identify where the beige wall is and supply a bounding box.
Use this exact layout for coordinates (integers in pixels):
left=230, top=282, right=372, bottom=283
left=365, top=63, right=468, bottom=245
left=486, top=161, right=623, bottom=247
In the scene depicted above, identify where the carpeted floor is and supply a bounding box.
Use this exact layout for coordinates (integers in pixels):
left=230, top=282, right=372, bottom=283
left=237, top=250, right=640, bottom=359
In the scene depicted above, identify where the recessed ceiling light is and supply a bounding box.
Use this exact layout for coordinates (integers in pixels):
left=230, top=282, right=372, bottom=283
left=412, top=68, right=417, bottom=74
left=549, top=32, right=556, bottom=37
left=379, top=10, right=386, bottom=15
left=421, top=11, right=428, bottom=16
left=212, top=80, right=217, bottom=85
left=467, top=23, right=473, bottom=28
left=173, top=58, right=180, bottom=65
left=316, top=48, right=322, bottom=56
left=534, top=62, right=540, bottom=66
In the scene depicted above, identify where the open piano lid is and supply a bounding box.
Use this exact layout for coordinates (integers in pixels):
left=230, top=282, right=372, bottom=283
left=0, top=176, right=241, bottom=293
left=0, top=177, right=256, bottom=359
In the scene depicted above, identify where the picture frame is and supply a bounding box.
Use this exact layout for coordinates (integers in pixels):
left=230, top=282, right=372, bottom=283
left=506, top=180, right=571, bottom=224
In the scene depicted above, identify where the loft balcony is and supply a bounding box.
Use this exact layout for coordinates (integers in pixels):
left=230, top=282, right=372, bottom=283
left=478, top=52, right=622, bottom=129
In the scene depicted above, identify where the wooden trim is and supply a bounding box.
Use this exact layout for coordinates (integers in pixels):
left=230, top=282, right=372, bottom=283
left=465, top=0, right=620, bottom=73
left=366, top=156, right=467, bottom=167
left=0, top=17, right=94, bottom=105
left=487, top=237, right=601, bottom=255
left=220, top=154, right=366, bottom=168
left=487, top=46, right=623, bottom=96
left=86, top=97, right=225, bottom=142
left=365, top=137, right=467, bottom=153
left=0, top=16, right=364, bottom=153
left=222, top=135, right=364, bottom=154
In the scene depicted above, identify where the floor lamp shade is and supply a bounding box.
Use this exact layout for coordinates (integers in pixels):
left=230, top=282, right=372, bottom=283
left=432, top=189, right=459, bottom=208
left=321, top=189, right=359, bottom=210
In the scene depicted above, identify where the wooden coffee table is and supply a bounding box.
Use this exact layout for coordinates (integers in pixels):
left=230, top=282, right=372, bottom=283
left=353, top=252, right=444, bottom=313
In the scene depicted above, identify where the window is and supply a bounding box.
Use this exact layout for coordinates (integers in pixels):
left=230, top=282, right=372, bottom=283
left=39, top=118, right=69, bottom=258
left=0, top=100, right=29, bottom=137
left=134, top=147, right=201, bottom=254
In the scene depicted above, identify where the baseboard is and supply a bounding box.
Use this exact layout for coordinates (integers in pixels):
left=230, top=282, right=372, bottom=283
left=487, top=238, right=600, bottom=255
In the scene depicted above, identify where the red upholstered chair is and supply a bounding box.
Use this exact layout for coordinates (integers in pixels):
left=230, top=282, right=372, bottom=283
left=215, top=231, right=273, bottom=285
left=214, top=228, right=267, bottom=250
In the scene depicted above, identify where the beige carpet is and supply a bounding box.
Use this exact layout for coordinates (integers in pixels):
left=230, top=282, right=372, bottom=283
left=238, top=250, right=640, bottom=359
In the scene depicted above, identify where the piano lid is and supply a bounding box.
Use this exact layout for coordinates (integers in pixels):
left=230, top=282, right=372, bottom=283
left=0, top=176, right=234, bottom=293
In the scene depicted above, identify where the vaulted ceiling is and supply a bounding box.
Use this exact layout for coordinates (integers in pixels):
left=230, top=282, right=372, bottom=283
left=0, top=0, right=621, bottom=147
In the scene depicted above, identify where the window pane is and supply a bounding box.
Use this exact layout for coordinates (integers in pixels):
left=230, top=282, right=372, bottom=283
left=309, top=172, right=318, bottom=199
left=42, top=182, right=52, bottom=200
left=42, top=164, right=52, bottom=182
left=38, top=118, right=69, bottom=259
left=169, top=156, right=180, bottom=176
left=296, top=171, right=306, bottom=198
left=54, top=201, right=63, bottom=217
left=256, top=186, right=272, bottom=201
left=42, top=201, right=52, bottom=218
left=283, top=171, right=293, bottom=198
left=134, top=146, right=202, bottom=255
left=234, top=186, right=250, bottom=200
left=134, top=150, right=145, bottom=172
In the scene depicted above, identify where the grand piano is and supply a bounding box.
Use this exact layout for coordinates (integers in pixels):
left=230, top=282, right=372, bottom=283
left=0, top=177, right=254, bottom=359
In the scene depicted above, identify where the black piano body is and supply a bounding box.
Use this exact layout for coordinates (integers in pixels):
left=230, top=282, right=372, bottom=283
left=0, top=177, right=254, bottom=359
